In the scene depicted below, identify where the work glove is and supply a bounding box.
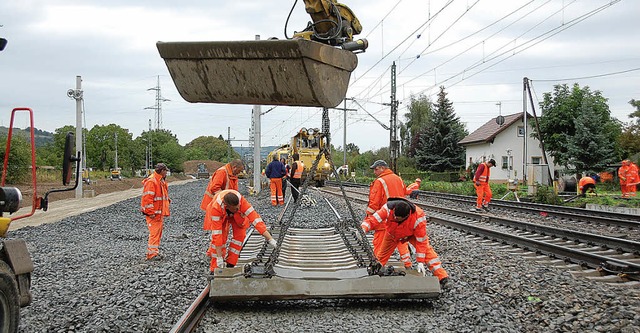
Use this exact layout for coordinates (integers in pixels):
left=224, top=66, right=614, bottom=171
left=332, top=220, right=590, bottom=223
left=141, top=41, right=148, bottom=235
left=355, top=230, right=364, bottom=243
left=475, top=181, right=480, bottom=186
left=268, top=238, right=278, bottom=249
left=416, top=263, right=427, bottom=276
left=216, top=257, right=225, bottom=269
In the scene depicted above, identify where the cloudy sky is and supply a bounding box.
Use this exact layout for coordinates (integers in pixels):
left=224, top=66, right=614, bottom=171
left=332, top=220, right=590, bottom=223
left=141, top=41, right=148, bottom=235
left=1, top=0, right=638, bottom=153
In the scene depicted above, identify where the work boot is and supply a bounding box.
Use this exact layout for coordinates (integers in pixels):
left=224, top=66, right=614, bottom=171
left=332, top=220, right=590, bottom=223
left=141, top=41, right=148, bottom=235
left=471, top=206, right=482, bottom=212
left=439, top=277, right=450, bottom=289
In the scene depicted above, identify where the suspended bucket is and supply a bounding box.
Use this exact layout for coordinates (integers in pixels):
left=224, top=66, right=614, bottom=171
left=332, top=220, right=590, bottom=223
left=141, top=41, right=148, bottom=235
left=156, top=39, right=358, bottom=108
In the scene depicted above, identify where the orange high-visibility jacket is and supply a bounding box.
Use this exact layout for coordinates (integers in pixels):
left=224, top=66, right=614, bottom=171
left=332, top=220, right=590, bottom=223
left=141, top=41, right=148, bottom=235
left=141, top=172, right=170, bottom=217
left=200, top=164, right=239, bottom=211
left=292, top=161, right=304, bottom=179
left=578, top=176, right=596, bottom=191
left=618, top=165, right=629, bottom=184
left=362, top=201, right=429, bottom=263
left=204, top=189, right=268, bottom=244
left=366, top=169, right=405, bottom=215
left=473, top=162, right=491, bottom=183
left=405, top=182, right=420, bottom=195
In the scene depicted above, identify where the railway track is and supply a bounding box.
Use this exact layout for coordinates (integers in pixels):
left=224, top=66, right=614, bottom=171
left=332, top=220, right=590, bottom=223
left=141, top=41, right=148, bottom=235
left=319, top=184, right=640, bottom=283
left=171, top=191, right=441, bottom=332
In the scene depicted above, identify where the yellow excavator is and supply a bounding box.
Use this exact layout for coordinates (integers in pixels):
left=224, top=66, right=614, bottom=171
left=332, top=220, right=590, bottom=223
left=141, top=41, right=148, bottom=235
left=156, top=0, right=368, bottom=108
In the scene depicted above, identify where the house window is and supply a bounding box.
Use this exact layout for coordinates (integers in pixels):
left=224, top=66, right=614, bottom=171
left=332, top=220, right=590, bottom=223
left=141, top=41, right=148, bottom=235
left=531, top=156, right=542, bottom=164
left=501, top=156, right=508, bottom=169
left=517, top=126, right=525, bottom=137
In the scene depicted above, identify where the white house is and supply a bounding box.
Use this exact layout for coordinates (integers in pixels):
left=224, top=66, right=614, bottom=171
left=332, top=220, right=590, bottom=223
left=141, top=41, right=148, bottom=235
left=459, top=112, right=557, bottom=184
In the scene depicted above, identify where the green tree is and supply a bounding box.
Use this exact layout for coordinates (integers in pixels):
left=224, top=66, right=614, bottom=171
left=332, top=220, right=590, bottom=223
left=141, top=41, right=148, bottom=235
left=535, top=83, right=621, bottom=170
left=619, top=99, right=640, bottom=158
left=148, top=129, right=185, bottom=172
left=415, top=86, right=468, bottom=172
left=0, top=134, right=32, bottom=183
left=401, top=94, right=434, bottom=157
left=37, top=125, right=74, bottom=167
left=565, top=97, right=619, bottom=172
left=185, top=136, right=238, bottom=162
left=86, top=124, right=135, bottom=172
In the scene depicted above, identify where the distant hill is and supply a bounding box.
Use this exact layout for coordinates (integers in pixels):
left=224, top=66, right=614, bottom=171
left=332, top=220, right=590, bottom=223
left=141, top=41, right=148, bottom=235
left=234, top=146, right=280, bottom=160
left=0, top=126, right=54, bottom=148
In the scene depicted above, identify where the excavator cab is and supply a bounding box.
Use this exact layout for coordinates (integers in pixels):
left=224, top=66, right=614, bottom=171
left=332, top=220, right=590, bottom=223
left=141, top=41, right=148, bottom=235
left=156, top=0, right=368, bottom=108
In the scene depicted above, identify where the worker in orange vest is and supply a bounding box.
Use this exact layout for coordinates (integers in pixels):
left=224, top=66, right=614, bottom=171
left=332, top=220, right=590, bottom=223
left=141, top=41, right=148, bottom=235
left=140, top=163, right=171, bottom=260
left=289, top=153, right=305, bottom=202
left=205, top=189, right=277, bottom=272
left=405, top=178, right=421, bottom=199
left=619, top=160, right=630, bottom=198
left=472, top=159, right=495, bottom=211
left=265, top=156, right=286, bottom=206
left=362, top=198, right=449, bottom=287
left=200, top=159, right=244, bottom=211
left=578, top=174, right=597, bottom=196
left=365, top=160, right=412, bottom=268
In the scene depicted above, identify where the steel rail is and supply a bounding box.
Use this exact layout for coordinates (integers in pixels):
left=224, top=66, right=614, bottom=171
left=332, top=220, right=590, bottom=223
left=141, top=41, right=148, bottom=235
left=169, top=286, right=210, bottom=333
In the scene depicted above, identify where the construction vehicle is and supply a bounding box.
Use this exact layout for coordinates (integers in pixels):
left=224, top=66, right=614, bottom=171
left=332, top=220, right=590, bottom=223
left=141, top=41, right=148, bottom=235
left=110, top=168, right=122, bottom=181
left=0, top=108, right=81, bottom=332
left=196, top=163, right=210, bottom=179
left=158, top=1, right=442, bottom=303
left=156, top=0, right=367, bottom=108
left=268, top=127, right=331, bottom=187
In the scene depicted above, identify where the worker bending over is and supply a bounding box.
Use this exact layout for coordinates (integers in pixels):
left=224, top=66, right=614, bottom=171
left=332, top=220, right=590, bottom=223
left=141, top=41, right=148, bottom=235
left=200, top=159, right=244, bottom=211
left=204, top=189, right=277, bottom=272
left=578, top=174, right=598, bottom=197
left=362, top=197, right=449, bottom=287
left=366, top=160, right=412, bottom=268
left=406, top=178, right=421, bottom=199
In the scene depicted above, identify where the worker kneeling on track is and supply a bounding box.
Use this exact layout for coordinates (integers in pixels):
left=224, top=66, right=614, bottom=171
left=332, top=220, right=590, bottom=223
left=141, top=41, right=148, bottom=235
left=362, top=197, right=449, bottom=287
left=204, top=189, right=277, bottom=272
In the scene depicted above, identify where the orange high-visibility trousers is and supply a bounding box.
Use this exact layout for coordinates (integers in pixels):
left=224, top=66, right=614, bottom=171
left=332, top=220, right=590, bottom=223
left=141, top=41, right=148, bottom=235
left=209, top=221, right=248, bottom=271
left=376, top=235, right=448, bottom=280
left=146, top=215, right=163, bottom=259
left=474, top=183, right=492, bottom=208
left=372, top=230, right=412, bottom=268
left=269, top=178, right=284, bottom=206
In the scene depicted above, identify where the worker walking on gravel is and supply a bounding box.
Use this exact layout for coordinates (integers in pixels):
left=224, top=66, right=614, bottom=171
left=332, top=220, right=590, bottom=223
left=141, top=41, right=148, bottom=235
left=405, top=178, right=421, bottom=199
left=362, top=198, right=449, bottom=287
left=140, top=163, right=171, bottom=260
left=289, top=153, right=305, bottom=202
left=200, top=159, right=244, bottom=211
left=204, top=189, right=277, bottom=272
left=365, top=160, right=412, bottom=269
left=265, top=156, right=286, bottom=206
left=472, top=159, right=495, bottom=212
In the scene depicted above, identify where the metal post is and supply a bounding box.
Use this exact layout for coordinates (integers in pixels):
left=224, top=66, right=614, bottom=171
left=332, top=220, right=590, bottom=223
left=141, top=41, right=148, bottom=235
left=114, top=132, right=118, bottom=170
left=343, top=99, right=347, bottom=168
left=74, top=76, right=83, bottom=199
left=252, top=35, right=262, bottom=193
left=389, top=62, right=399, bottom=173
left=522, top=77, right=528, bottom=183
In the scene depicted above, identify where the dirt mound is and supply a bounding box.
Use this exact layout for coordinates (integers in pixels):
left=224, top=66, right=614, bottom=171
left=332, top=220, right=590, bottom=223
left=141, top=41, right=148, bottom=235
left=183, top=160, right=224, bottom=175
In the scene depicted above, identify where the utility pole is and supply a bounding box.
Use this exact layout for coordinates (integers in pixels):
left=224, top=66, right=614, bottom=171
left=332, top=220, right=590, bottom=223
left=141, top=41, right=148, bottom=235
left=522, top=77, right=528, bottom=184
left=114, top=132, right=118, bottom=170
left=252, top=34, right=262, bottom=194
left=148, top=119, right=153, bottom=173
left=227, top=127, right=234, bottom=160
left=145, top=75, right=170, bottom=130
left=67, top=76, right=83, bottom=199
left=389, top=62, right=400, bottom=173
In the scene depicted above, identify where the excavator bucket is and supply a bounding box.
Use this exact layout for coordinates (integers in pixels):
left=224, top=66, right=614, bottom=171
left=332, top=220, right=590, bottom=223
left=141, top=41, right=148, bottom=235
left=156, top=39, right=358, bottom=108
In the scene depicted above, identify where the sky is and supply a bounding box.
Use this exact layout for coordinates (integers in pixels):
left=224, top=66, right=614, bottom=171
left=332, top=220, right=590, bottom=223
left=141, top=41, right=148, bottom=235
left=1, top=0, right=638, bottom=153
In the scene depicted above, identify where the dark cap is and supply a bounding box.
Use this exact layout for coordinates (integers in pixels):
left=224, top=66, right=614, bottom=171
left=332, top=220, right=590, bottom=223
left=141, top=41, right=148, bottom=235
left=369, top=160, right=388, bottom=169
left=488, top=159, right=496, bottom=166
left=155, top=163, right=168, bottom=173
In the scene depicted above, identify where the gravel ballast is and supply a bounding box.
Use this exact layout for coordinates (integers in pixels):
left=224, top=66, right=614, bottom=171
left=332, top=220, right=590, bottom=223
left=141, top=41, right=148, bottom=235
left=12, top=180, right=640, bottom=332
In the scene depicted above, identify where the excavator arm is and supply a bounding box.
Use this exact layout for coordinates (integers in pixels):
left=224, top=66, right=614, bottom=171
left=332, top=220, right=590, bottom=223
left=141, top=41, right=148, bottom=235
left=295, top=0, right=367, bottom=52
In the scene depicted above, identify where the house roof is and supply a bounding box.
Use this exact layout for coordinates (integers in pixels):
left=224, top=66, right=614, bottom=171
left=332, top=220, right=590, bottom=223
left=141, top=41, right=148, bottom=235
left=459, top=112, right=530, bottom=145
